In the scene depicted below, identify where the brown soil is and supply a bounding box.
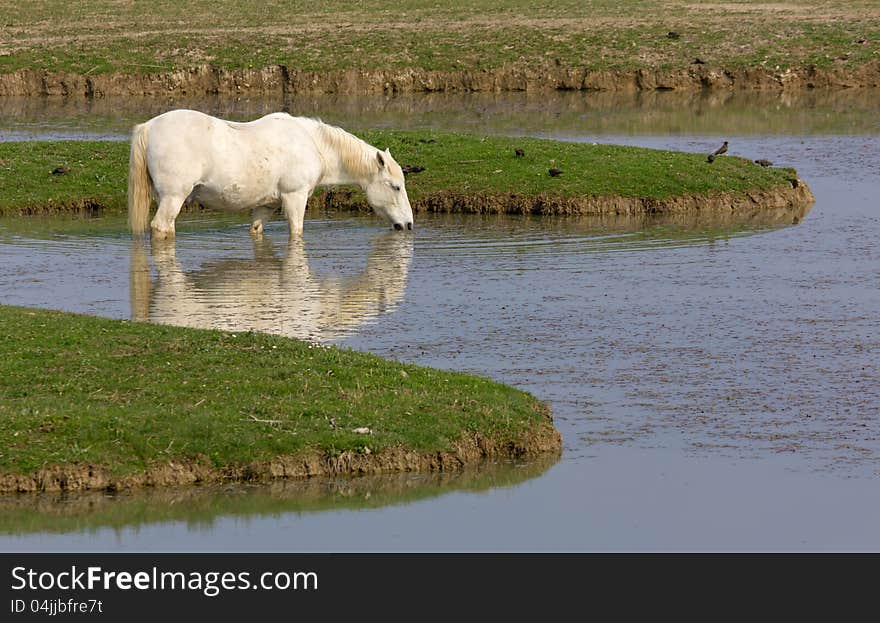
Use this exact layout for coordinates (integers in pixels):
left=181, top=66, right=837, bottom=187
left=0, top=423, right=562, bottom=494
left=0, top=455, right=560, bottom=528
left=1, top=61, right=878, bottom=97
left=11, top=198, right=105, bottom=217
left=315, top=177, right=815, bottom=218
left=3, top=177, right=815, bottom=221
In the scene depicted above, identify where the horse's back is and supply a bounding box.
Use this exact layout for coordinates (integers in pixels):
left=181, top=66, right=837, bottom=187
left=147, top=109, right=224, bottom=141
left=145, top=110, right=224, bottom=168
left=146, top=109, right=312, bottom=151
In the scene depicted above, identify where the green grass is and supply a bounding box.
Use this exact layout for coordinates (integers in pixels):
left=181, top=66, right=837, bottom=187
left=0, top=305, right=551, bottom=478
left=0, top=1, right=876, bottom=75
left=0, top=134, right=798, bottom=217
left=361, top=131, right=797, bottom=200
left=0, top=141, right=124, bottom=215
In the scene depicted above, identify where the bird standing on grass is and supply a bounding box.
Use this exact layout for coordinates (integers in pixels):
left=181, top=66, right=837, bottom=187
left=515, top=148, right=525, bottom=157
left=548, top=168, right=563, bottom=177
left=707, top=141, right=728, bottom=163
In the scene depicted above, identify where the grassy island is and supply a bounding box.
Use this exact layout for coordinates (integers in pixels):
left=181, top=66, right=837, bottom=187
left=0, top=305, right=560, bottom=493
left=0, top=132, right=812, bottom=220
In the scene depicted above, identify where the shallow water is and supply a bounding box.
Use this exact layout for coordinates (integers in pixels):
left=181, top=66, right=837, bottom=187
left=0, top=93, right=878, bottom=551
left=2, top=89, right=879, bottom=142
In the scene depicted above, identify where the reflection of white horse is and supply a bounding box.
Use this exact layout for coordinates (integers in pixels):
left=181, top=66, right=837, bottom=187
left=129, top=233, right=413, bottom=342
left=128, top=109, right=414, bottom=240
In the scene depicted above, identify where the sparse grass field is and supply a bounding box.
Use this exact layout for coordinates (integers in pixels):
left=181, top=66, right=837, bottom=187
left=0, top=133, right=798, bottom=217
left=0, top=1, right=877, bottom=75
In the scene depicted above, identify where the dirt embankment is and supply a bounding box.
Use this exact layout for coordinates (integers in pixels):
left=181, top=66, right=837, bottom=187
left=315, top=176, right=815, bottom=218
left=0, top=424, right=562, bottom=494
left=5, top=178, right=814, bottom=223
left=1, top=61, right=879, bottom=97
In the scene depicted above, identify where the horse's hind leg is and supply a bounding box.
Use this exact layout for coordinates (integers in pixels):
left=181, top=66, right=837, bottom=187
left=250, top=206, right=275, bottom=237
left=281, top=190, right=309, bottom=238
left=150, top=195, right=185, bottom=240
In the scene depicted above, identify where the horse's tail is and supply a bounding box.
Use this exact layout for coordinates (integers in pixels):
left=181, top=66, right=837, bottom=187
left=127, top=122, right=152, bottom=236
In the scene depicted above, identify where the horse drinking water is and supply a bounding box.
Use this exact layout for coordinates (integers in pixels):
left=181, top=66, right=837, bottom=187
left=128, top=109, right=414, bottom=239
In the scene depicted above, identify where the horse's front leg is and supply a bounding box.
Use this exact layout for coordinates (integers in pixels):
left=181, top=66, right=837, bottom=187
left=250, top=206, right=275, bottom=237
left=281, top=190, right=309, bottom=238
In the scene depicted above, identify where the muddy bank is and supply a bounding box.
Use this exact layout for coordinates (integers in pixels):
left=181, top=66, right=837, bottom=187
left=0, top=457, right=559, bottom=533
left=315, top=177, right=815, bottom=218
left=2, top=62, right=879, bottom=97
left=0, top=426, right=562, bottom=494
left=3, top=178, right=815, bottom=220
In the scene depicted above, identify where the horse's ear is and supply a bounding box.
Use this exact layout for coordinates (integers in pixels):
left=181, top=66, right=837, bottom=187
left=376, top=151, right=386, bottom=168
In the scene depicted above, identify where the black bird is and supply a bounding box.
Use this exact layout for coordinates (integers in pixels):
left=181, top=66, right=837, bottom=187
left=754, top=159, right=773, bottom=167
left=707, top=141, right=728, bottom=163
left=51, top=166, right=70, bottom=175
left=401, top=164, right=425, bottom=175
left=418, top=138, right=436, bottom=144
left=667, top=31, right=680, bottom=39
left=548, top=168, right=563, bottom=177
left=712, top=141, right=728, bottom=157
left=514, top=148, right=525, bottom=157
left=691, top=57, right=706, bottom=65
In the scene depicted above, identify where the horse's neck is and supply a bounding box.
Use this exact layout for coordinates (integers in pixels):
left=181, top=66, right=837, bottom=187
left=319, top=159, right=361, bottom=187
left=314, top=123, right=373, bottom=188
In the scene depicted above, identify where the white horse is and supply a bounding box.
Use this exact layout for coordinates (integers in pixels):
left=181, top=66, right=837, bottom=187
left=128, top=109, right=414, bottom=239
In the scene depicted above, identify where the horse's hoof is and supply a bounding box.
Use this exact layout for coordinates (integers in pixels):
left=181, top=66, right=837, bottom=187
left=150, top=227, right=175, bottom=240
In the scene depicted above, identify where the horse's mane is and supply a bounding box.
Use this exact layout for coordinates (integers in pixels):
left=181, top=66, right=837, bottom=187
left=313, top=120, right=379, bottom=180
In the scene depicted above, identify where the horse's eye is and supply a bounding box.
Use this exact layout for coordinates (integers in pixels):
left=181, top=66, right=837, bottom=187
left=390, top=184, right=401, bottom=192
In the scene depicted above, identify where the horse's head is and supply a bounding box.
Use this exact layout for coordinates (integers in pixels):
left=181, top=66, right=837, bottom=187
left=364, top=149, right=414, bottom=231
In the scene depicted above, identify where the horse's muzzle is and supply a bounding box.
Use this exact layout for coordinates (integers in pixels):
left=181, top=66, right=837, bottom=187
left=394, top=222, right=414, bottom=231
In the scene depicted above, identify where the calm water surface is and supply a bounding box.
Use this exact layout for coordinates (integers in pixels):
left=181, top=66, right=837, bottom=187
left=0, top=91, right=878, bottom=551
